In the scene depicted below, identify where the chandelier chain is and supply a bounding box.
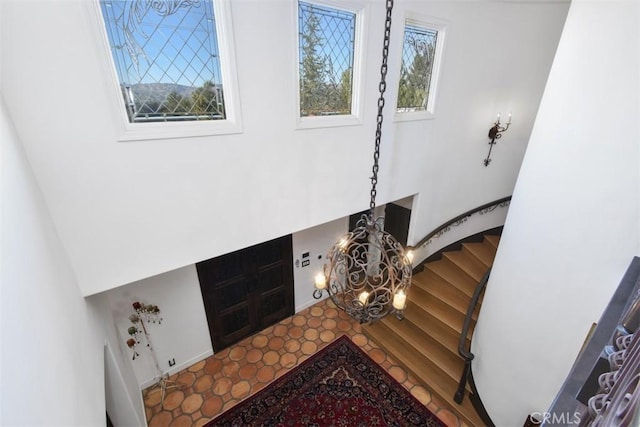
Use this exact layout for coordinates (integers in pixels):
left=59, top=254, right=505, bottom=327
left=370, top=0, right=394, bottom=215
left=314, top=0, right=411, bottom=324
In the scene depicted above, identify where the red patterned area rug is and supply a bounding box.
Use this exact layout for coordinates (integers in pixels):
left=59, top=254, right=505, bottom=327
left=206, top=335, right=444, bottom=426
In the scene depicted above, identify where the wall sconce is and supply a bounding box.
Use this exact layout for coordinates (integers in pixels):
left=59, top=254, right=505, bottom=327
left=484, top=112, right=511, bottom=166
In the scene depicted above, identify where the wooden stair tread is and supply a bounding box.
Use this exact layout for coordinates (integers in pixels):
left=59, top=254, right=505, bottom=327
left=484, top=234, right=500, bottom=248
left=405, top=304, right=468, bottom=355
left=380, top=316, right=465, bottom=382
left=361, top=231, right=500, bottom=427
left=423, top=263, right=477, bottom=297
left=362, top=320, right=485, bottom=427
left=408, top=286, right=476, bottom=343
left=363, top=319, right=468, bottom=393
left=442, top=251, right=486, bottom=282
left=412, top=272, right=478, bottom=318
left=407, top=285, right=470, bottom=335
left=462, top=241, right=496, bottom=267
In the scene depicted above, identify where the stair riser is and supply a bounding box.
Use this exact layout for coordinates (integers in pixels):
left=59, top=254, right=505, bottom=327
left=411, top=275, right=476, bottom=317
left=408, top=286, right=470, bottom=332
left=364, top=322, right=482, bottom=427
left=461, top=244, right=493, bottom=268
left=425, top=262, right=478, bottom=296
left=382, top=319, right=467, bottom=382
left=370, top=321, right=466, bottom=385
left=361, top=233, right=500, bottom=427
left=484, top=234, right=500, bottom=249
left=406, top=303, right=472, bottom=352
left=443, top=252, right=486, bottom=282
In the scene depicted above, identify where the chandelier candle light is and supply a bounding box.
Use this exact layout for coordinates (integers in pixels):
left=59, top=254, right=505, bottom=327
left=313, top=0, right=413, bottom=324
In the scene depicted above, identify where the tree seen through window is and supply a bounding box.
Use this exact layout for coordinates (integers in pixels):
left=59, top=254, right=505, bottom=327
left=397, top=25, right=438, bottom=113
left=298, top=2, right=355, bottom=117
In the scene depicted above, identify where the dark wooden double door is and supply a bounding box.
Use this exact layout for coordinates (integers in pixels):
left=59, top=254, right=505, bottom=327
left=196, top=235, right=294, bottom=352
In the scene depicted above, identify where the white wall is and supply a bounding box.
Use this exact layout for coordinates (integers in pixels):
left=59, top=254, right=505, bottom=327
left=95, top=215, right=346, bottom=393
left=472, top=1, right=640, bottom=425
left=392, top=1, right=569, bottom=246
left=104, top=341, right=145, bottom=427
left=410, top=200, right=509, bottom=266
left=100, top=265, right=213, bottom=387
left=292, top=217, right=348, bottom=311
left=1, top=0, right=569, bottom=297
left=95, top=286, right=148, bottom=426
left=0, top=1, right=574, bottom=423
left=0, top=95, right=105, bottom=426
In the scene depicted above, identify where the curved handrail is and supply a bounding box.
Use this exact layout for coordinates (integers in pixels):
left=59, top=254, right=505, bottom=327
left=454, top=267, right=491, bottom=404
left=409, top=196, right=512, bottom=251
left=459, top=269, right=490, bottom=360
left=405, top=196, right=509, bottom=406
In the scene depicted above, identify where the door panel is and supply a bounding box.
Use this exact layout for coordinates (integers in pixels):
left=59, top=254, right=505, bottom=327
left=218, top=305, right=253, bottom=344
left=384, top=203, right=411, bottom=247
left=261, top=289, right=288, bottom=321
left=199, top=277, right=254, bottom=350
left=199, top=250, right=245, bottom=283
left=258, top=267, right=283, bottom=293
left=255, top=236, right=293, bottom=328
left=256, top=239, right=283, bottom=265
left=196, top=234, right=294, bottom=352
left=216, top=278, right=250, bottom=310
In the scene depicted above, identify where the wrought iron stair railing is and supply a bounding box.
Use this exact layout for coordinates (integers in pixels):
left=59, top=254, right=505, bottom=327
left=409, top=196, right=511, bottom=252
left=406, top=196, right=510, bottom=415
left=455, top=268, right=491, bottom=404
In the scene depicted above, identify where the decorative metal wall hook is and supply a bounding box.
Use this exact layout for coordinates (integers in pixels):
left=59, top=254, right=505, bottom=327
left=484, top=112, right=511, bottom=166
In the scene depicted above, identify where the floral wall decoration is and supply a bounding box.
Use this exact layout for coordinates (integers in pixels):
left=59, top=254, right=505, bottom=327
left=125, top=301, right=163, bottom=360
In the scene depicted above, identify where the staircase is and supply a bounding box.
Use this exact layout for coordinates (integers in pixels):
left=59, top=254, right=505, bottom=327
left=362, top=234, right=500, bottom=427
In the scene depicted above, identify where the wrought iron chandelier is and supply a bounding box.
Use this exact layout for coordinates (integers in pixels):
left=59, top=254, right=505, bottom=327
left=313, top=0, right=413, bottom=324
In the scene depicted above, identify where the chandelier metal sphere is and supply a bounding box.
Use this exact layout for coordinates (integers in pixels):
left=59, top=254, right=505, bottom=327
left=313, top=0, right=413, bottom=324
left=313, top=214, right=413, bottom=323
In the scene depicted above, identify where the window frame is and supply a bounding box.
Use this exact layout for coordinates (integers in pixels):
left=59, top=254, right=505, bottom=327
left=293, top=0, right=369, bottom=130
left=95, top=0, right=243, bottom=141
left=394, top=13, right=447, bottom=123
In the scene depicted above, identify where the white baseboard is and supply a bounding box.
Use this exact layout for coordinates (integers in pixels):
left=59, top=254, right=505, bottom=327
left=139, top=348, right=214, bottom=389
left=295, top=294, right=328, bottom=313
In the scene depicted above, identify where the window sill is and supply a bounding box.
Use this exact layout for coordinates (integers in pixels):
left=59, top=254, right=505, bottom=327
left=394, top=110, right=435, bottom=122
left=116, top=120, right=243, bottom=142
left=296, top=114, right=362, bottom=130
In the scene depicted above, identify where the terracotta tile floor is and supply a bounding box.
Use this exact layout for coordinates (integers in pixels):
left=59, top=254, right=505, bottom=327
left=143, top=298, right=466, bottom=427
